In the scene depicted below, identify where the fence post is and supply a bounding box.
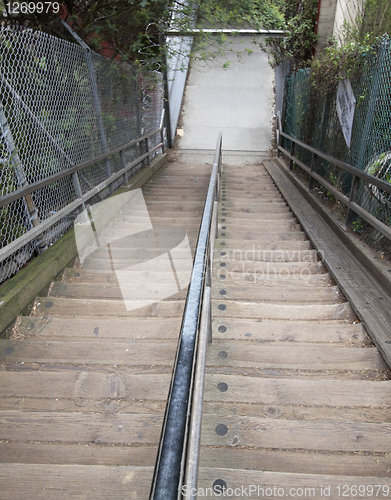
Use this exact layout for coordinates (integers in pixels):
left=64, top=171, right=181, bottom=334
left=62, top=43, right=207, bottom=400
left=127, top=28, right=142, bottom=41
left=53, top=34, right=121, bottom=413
left=145, top=137, right=150, bottom=166
left=346, top=174, right=360, bottom=227
left=308, top=152, right=317, bottom=191
left=120, top=150, right=128, bottom=186
left=0, top=104, right=46, bottom=253
left=289, top=141, right=295, bottom=170
left=61, top=21, right=113, bottom=192
left=159, top=31, right=173, bottom=150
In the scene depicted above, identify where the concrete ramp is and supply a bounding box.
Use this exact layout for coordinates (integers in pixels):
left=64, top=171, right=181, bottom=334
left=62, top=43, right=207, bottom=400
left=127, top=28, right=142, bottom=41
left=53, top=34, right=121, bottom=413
left=176, top=36, right=274, bottom=164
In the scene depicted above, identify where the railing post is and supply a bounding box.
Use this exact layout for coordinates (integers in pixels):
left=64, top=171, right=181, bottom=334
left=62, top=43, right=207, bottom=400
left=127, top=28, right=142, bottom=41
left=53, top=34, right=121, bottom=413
left=71, top=171, right=86, bottom=214
left=61, top=21, right=113, bottom=192
left=120, top=150, right=128, bottom=186
left=276, top=112, right=281, bottom=157
left=160, top=126, right=166, bottom=154
left=0, top=104, right=46, bottom=253
left=346, top=174, right=360, bottom=227
left=289, top=141, right=295, bottom=170
left=145, top=137, right=150, bottom=166
left=308, top=152, right=317, bottom=191
left=159, top=31, right=173, bottom=150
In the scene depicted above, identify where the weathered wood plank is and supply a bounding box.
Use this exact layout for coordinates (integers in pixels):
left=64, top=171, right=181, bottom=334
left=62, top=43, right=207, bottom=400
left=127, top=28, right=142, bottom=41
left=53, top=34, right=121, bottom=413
left=206, top=342, right=386, bottom=370
left=212, top=272, right=331, bottom=287
left=0, top=396, right=166, bottom=414
left=215, top=239, right=313, bottom=252
left=0, top=371, right=171, bottom=399
left=0, top=339, right=177, bottom=366
left=199, top=447, right=391, bottom=477
left=217, top=229, right=306, bottom=242
left=202, top=400, right=391, bottom=422
left=203, top=375, right=391, bottom=407
left=17, top=316, right=181, bottom=340
left=211, top=318, right=367, bottom=344
left=214, top=260, right=325, bottom=276
left=0, top=464, right=153, bottom=499
left=0, top=411, right=163, bottom=445
left=48, top=281, right=188, bottom=301
left=211, top=284, right=341, bottom=303
left=200, top=414, right=391, bottom=452
left=198, top=468, right=390, bottom=499
left=211, top=300, right=355, bottom=321
left=32, top=297, right=185, bottom=318
left=0, top=442, right=158, bottom=467
left=206, top=365, right=389, bottom=380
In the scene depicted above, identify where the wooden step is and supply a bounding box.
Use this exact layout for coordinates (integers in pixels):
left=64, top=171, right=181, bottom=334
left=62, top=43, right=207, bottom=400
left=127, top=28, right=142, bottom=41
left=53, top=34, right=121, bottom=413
left=217, top=220, right=300, bottom=231
left=63, top=267, right=193, bottom=285
left=0, top=369, right=172, bottom=400
left=199, top=447, right=391, bottom=477
left=205, top=342, right=386, bottom=371
left=215, top=239, right=313, bottom=252
left=214, top=260, right=325, bottom=276
left=211, top=284, right=341, bottom=303
left=48, top=281, right=188, bottom=301
left=203, top=375, right=391, bottom=407
left=211, top=300, right=354, bottom=321
left=203, top=387, right=391, bottom=418
left=0, top=339, right=177, bottom=366
left=0, top=442, right=158, bottom=467
left=0, top=464, right=153, bottom=499
left=16, top=316, right=181, bottom=340
left=216, top=248, right=318, bottom=262
left=33, top=297, right=185, bottom=318
left=198, top=468, right=390, bottom=499
left=213, top=272, right=331, bottom=287
left=211, top=319, right=367, bottom=344
left=200, top=414, right=391, bottom=453
left=0, top=410, right=163, bottom=445
left=219, top=205, right=292, bottom=215
left=216, top=230, right=307, bottom=242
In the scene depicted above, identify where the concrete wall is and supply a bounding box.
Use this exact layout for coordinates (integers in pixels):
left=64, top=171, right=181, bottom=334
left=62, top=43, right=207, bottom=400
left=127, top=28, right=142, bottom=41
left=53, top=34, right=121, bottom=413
left=316, top=0, right=338, bottom=51
left=333, top=0, right=365, bottom=44
left=316, top=0, right=364, bottom=51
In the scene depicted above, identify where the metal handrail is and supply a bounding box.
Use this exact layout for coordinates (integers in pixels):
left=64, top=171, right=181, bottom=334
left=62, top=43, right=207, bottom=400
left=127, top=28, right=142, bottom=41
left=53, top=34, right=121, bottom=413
left=276, top=111, right=391, bottom=241
left=150, top=133, right=222, bottom=500
left=0, top=126, right=165, bottom=262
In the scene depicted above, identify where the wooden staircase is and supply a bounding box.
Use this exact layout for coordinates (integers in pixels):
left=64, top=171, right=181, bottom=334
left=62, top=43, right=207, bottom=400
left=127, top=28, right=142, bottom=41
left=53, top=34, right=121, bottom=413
left=0, top=161, right=211, bottom=499
left=197, top=162, right=391, bottom=498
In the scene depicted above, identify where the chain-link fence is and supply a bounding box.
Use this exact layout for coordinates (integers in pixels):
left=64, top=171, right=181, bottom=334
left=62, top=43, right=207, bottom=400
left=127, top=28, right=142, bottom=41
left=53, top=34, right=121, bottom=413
left=0, top=26, right=164, bottom=283
left=283, top=36, right=391, bottom=256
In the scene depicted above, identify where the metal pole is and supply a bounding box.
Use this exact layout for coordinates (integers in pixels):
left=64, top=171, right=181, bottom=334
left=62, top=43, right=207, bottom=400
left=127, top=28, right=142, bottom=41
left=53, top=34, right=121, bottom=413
left=61, top=21, right=113, bottom=191
left=0, top=104, right=46, bottom=253
left=120, top=150, right=128, bottom=186
left=289, top=141, right=296, bottom=170
left=159, top=31, right=173, bottom=149
left=308, top=152, right=317, bottom=191
left=346, top=174, right=360, bottom=227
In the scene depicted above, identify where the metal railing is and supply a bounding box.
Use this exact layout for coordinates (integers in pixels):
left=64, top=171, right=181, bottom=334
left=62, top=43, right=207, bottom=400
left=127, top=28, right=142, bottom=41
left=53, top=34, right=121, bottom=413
left=0, top=125, right=165, bottom=264
left=276, top=112, right=391, bottom=241
left=0, top=25, right=165, bottom=284
left=150, top=133, right=222, bottom=500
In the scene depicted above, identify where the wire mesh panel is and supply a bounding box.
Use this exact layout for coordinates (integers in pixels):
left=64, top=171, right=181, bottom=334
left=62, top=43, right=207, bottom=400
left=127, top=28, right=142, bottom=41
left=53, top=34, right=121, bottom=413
left=0, top=26, right=164, bottom=283
left=283, top=37, right=391, bottom=254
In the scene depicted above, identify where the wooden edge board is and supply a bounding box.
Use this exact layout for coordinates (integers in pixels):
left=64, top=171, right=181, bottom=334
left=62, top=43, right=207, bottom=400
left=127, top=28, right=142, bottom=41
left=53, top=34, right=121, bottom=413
left=0, top=154, right=168, bottom=338
left=264, top=159, right=391, bottom=368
